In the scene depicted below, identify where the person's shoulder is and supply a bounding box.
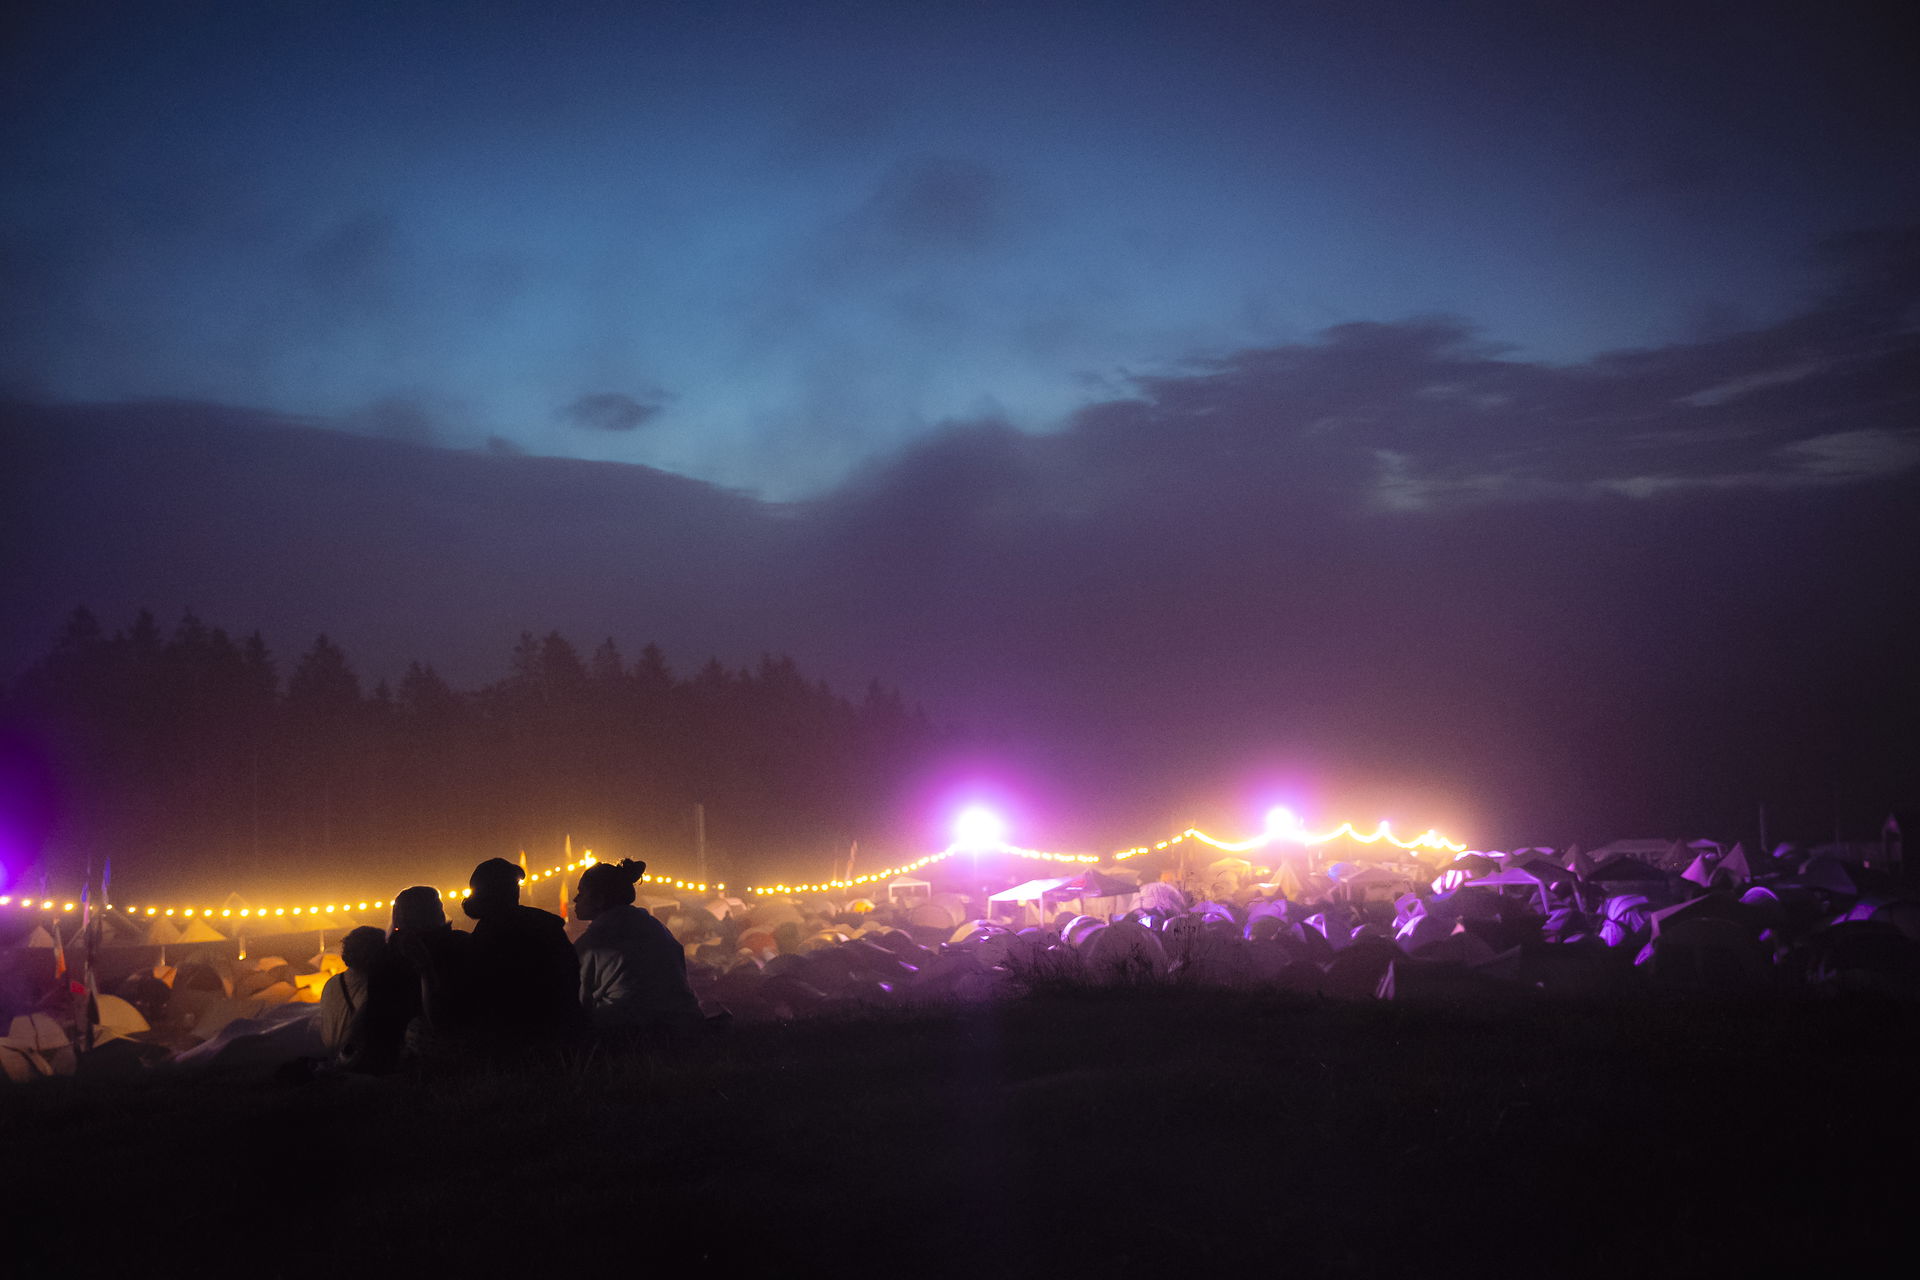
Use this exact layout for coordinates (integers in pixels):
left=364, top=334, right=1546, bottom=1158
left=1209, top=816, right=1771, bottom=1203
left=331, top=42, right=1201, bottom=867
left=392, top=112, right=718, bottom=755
left=517, top=904, right=570, bottom=932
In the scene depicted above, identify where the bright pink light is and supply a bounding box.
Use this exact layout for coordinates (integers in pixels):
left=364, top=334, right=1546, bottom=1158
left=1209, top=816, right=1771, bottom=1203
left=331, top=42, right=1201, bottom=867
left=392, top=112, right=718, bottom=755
left=953, top=806, right=1008, bottom=850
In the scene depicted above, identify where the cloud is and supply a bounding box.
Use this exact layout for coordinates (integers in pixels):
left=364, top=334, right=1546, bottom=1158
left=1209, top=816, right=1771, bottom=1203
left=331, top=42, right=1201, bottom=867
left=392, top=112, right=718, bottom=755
left=989, top=232, right=1920, bottom=518
left=346, top=395, right=438, bottom=448
left=8, top=225, right=1918, bottom=849
left=861, top=156, right=1007, bottom=254
left=559, top=391, right=669, bottom=433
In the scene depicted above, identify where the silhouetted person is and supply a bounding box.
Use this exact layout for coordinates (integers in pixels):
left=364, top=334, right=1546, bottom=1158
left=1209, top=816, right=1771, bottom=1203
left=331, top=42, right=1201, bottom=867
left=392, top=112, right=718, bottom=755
left=572, top=859, right=701, bottom=1038
left=340, top=886, right=474, bottom=1073
left=463, top=857, right=584, bottom=1046
left=389, top=885, right=479, bottom=1053
left=319, top=925, right=384, bottom=1055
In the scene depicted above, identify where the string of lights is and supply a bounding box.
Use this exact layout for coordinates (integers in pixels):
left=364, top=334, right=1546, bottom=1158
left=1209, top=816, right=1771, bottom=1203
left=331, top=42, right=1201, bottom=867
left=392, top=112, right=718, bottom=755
left=0, top=852, right=718, bottom=922
left=2, top=812, right=1465, bottom=920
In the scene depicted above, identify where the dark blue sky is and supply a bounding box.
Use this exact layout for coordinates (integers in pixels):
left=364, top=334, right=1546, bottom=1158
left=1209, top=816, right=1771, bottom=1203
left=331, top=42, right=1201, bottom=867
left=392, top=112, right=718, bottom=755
left=6, top=0, right=1914, bottom=495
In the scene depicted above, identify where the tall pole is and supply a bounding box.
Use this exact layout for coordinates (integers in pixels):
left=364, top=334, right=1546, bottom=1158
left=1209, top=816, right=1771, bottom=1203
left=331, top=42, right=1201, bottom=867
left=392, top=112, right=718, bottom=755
left=694, top=803, right=707, bottom=886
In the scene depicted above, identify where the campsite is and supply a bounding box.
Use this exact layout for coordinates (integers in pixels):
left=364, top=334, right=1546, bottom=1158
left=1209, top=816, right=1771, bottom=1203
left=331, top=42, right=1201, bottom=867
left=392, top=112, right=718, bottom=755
left=6, top=3, right=1919, bottom=1272
left=7, top=828, right=1920, bottom=1274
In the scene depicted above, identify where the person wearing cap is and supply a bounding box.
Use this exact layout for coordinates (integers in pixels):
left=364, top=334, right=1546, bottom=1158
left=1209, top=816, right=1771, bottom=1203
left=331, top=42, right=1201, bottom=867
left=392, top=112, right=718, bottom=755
left=463, top=857, right=585, bottom=1046
left=571, top=858, right=702, bottom=1038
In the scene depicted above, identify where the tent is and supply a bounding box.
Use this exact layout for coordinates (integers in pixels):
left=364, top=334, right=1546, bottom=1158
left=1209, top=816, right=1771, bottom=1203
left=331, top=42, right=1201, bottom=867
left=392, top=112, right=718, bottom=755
left=886, top=877, right=932, bottom=903
left=1510, top=855, right=1578, bottom=889
left=1050, top=869, right=1139, bottom=900
left=908, top=901, right=962, bottom=930
left=142, top=917, right=184, bottom=946
left=1716, top=844, right=1753, bottom=884
left=1587, top=839, right=1677, bottom=864
left=1255, top=863, right=1305, bottom=900
left=1134, top=881, right=1188, bottom=916
left=172, top=1004, right=323, bottom=1069
left=988, top=877, right=1072, bottom=905
left=1590, top=857, right=1668, bottom=885
left=1649, top=894, right=1754, bottom=939
left=93, top=994, right=151, bottom=1038
left=1083, top=919, right=1168, bottom=982
left=176, top=918, right=226, bottom=943
left=1201, top=857, right=1256, bottom=895
left=1343, top=865, right=1416, bottom=903
left=744, top=899, right=803, bottom=928
left=1799, top=857, right=1858, bottom=896
left=1, top=1013, right=76, bottom=1082
left=1456, top=868, right=1556, bottom=913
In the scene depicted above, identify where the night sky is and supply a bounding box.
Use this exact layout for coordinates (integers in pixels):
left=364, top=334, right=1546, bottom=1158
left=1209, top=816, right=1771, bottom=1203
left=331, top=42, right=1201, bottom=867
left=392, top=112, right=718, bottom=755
left=4, top=1, right=1917, bottom=848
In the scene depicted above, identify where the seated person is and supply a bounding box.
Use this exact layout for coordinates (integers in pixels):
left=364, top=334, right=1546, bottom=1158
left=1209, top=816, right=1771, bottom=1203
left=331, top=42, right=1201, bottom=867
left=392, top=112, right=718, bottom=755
left=389, top=885, right=479, bottom=1054
left=318, top=925, right=385, bottom=1055
left=572, top=859, right=701, bottom=1036
left=463, top=858, right=585, bottom=1044
left=340, top=886, right=474, bottom=1073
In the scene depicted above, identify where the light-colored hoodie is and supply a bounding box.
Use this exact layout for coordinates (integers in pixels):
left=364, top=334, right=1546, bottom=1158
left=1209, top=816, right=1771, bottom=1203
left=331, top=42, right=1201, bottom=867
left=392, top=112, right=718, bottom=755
left=575, top=903, right=700, bottom=1030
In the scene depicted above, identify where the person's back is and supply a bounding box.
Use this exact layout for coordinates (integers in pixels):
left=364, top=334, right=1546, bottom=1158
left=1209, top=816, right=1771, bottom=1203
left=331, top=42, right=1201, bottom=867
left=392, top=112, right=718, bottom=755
left=340, top=888, right=477, bottom=1073
left=576, top=901, right=701, bottom=1032
left=464, top=859, right=585, bottom=1046
left=318, top=925, right=385, bottom=1055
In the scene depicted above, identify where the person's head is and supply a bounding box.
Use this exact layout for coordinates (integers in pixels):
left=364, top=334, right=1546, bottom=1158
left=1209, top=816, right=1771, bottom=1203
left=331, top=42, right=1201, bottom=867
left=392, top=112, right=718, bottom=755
left=341, top=925, right=386, bottom=971
left=391, top=885, right=448, bottom=933
left=572, top=859, right=646, bottom=922
left=464, top=858, right=524, bottom=919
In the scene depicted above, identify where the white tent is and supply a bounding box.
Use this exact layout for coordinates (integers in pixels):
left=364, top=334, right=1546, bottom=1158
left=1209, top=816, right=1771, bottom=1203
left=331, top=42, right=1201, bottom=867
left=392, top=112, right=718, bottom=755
left=988, top=877, right=1071, bottom=904
left=886, top=877, right=932, bottom=902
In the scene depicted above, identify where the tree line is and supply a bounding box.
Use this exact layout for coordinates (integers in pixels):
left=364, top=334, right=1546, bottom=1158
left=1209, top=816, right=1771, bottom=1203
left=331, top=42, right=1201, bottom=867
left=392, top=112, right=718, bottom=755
left=1, top=608, right=951, bottom=897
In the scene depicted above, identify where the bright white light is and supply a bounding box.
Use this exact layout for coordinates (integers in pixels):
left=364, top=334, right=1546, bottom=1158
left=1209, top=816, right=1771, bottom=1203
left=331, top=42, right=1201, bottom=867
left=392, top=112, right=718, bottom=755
left=1265, top=807, right=1306, bottom=841
left=953, top=806, right=1008, bottom=850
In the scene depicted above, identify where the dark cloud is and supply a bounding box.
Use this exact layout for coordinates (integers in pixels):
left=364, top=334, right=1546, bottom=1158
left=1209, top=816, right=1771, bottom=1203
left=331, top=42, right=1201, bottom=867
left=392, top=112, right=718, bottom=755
left=1013, top=231, right=1920, bottom=519
left=5, top=228, right=1917, bottom=848
left=864, top=156, right=1007, bottom=253
left=347, top=396, right=438, bottom=448
left=559, top=391, right=669, bottom=433
left=485, top=434, right=526, bottom=456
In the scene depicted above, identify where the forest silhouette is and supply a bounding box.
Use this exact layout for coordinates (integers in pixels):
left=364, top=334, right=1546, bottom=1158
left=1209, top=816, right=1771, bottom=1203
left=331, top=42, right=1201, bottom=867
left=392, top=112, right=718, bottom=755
left=2, top=608, right=948, bottom=897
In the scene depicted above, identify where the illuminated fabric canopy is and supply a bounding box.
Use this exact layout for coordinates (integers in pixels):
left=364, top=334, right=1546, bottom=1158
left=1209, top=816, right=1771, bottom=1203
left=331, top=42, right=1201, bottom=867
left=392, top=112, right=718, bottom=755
left=988, top=877, right=1073, bottom=904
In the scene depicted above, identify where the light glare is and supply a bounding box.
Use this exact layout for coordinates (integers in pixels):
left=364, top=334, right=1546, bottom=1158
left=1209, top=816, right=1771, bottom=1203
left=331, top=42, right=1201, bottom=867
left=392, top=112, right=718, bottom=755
left=953, top=805, right=1007, bottom=849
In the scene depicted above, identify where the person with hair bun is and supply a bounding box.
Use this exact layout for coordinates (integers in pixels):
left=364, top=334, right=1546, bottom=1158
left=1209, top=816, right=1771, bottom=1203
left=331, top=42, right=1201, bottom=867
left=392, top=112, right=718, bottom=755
left=572, top=858, right=701, bottom=1037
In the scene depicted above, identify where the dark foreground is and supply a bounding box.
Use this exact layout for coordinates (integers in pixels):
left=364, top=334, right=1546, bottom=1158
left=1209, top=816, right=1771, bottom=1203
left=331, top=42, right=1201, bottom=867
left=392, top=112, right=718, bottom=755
left=6, top=989, right=1917, bottom=1278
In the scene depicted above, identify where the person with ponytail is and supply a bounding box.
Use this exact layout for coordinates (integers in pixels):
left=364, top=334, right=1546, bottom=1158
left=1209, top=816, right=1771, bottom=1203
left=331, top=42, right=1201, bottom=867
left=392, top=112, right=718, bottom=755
left=571, top=858, right=701, bottom=1038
